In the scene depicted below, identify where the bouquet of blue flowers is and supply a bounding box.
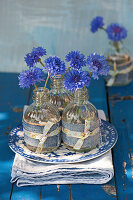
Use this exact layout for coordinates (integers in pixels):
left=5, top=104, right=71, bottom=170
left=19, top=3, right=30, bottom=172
left=18, top=47, right=109, bottom=92
left=63, top=51, right=109, bottom=91
left=19, top=47, right=66, bottom=91
left=90, top=16, right=133, bottom=86
left=90, top=16, right=127, bottom=53
left=18, top=48, right=110, bottom=153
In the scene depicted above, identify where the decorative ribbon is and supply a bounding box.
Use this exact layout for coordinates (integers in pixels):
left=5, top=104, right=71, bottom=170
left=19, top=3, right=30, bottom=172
left=106, top=65, right=133, bottom=86
left=35, top=121, right=55, bottom=153
left=23, top=120, right=60, bottom=154
left=23, top=126, right=59, bottom=140
left=62, top=119, right=99, bottom=150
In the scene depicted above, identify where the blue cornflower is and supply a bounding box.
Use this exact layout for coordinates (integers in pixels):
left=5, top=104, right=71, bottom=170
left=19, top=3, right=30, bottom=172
left=32, top=47, right=46, bottom=57
left=106, top=23, right=127, bottom=42
left=65, top=51, right=86, bottom=70
left=45, top=56, right=66, bottom=77
left=90, top=16, right=104, bottom=33
left=86, top=53, right=110, bottom=80
left=24, top=47, right=46, bottom=67
left=18, top=67, right=44, bottom=88
left=63, top=69, right=91, bottom=91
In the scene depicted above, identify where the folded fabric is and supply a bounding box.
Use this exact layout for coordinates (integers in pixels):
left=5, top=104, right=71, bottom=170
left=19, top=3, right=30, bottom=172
left=11, top=110, right=114, bottom=187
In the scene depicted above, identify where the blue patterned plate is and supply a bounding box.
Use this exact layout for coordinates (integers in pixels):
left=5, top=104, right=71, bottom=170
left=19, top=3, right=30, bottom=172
left=8, top=120, right=118, bottom=163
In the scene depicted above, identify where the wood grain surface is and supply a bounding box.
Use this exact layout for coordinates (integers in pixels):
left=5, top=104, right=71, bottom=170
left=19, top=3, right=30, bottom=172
left=2, top=73, right=132, bottom=200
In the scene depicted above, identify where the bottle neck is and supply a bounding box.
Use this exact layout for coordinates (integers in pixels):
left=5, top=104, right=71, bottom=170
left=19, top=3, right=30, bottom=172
left=50, top=75, right=63, bottom=92
left=73, top=88, right=88, bottom=104
left=33, top=87, right=49, bottom=105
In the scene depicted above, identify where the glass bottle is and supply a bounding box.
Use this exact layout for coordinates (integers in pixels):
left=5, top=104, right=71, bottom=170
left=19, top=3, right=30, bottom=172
left=49, top=75, right=72, bottom=113
left=105, top=41, right=133, bottom=86
left=62, top=88, right=100, bottom=152
left=23, top=87, right=61, bottom=153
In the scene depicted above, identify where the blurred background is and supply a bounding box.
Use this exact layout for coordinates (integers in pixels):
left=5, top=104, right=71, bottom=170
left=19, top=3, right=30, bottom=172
left=0, top=0, right=133, bottom=72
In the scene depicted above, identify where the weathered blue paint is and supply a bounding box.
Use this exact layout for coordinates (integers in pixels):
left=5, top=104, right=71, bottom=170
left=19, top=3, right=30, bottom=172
left=0, top=73, right=41, bottom=199
left=108, top=81, right=133, bottom=200
left=0, top=73, right=117, bottom=200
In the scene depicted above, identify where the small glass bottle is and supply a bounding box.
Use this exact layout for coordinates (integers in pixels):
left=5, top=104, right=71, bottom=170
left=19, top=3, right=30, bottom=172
left=62, top=88, right=100, bottom=152
left=105, top=41, right=133, bottom=86
left=23, top=87, right=61, bottom=153
left=49, top=75, right=72, bottom=112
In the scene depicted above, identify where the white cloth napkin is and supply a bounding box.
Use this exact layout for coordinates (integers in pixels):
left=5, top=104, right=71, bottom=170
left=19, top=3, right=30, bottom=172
left=10, top=110, right=114, bottom=187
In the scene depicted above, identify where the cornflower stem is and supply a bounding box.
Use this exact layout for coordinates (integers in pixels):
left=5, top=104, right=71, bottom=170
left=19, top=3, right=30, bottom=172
left=89, top=72, right=92, bottom=77
left=113, top=41, right=120, bottom=53
left=43, top=72, right=50, bottom=92
left=41, top=72, right=50, bottom=100
left=61, top=66, right=71, bottom=79
left=113, top=61, right=117, bottom=72
left=77, top=89, right=81, bottom=105
left=100, top=27, right=106, bottom=31
left=76, top=89, right=82, bottom=120
left=34, top=83, right=38, bottom=91
left=38, top=58, right=46, bottom=68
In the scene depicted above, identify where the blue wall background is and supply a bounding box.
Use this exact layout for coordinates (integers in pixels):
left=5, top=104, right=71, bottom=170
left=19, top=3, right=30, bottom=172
left=0, top=0, right=133, bottom=72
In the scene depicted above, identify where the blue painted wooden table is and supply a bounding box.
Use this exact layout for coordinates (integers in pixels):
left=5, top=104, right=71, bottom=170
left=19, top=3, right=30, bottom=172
left=0, top=72, right=133, bottom=200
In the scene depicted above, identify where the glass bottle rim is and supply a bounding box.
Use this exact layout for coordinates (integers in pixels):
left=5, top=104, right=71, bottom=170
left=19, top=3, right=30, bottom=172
left=33, top=87, right=49, bottom=95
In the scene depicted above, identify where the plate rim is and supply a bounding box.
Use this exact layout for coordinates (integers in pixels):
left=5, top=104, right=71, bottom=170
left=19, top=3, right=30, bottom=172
left=8, top=119, right=118, bottom=164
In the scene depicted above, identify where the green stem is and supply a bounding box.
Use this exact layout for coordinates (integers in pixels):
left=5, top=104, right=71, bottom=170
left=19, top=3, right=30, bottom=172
left=43, top=72, right=50, bottom=92
left=100, top=27, right=106, bottom=31
left=34, top=83, right=38, bottom=91
left=61, top=66, right=71, bottom=79
left=38, top=58, right=46, bottom=68
left=77, top=89, right=81, bottom=105
left=113, top=41, right=120, bottom=53
left=89, top=72, right=92, bottom=77
left=113, top=61, right=117, bottom=72
left=41, top=72, right=50, bottom=100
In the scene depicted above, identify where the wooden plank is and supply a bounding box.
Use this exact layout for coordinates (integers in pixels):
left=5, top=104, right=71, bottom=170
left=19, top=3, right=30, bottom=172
left=12, top=76, right=117, bottom=200
left=41, top=185, right=70, bottom=200
left=7, top=74, right=66, bottom=200
left=40, top=78, right=117, bottom=200
left=68, top=78, right=116, bottom=200
left=108, top=81, right=133, bottom=200
left=0, top=73, right=117, bottom=199
left=0, top=73, right=41, bottom=200
left=89, top=78, right=108, bottom=117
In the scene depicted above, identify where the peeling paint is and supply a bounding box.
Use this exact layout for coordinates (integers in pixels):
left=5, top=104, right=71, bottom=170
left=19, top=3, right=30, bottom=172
left=109, top=93, right=120, bottom=100
left=109, top=94, right=133, bottom=102
left=57, top=184, right=60, bottom=192
left=4, top=125, right=11, bottom=135
left=68, top=184, right=73, bottom=200
left=128, top=148, right=133, bottom=180
left=122, top=161, right=127, bottom=199
left=40, top=186, right=42, bottom=200
left=8, top=102, right=23, bottom=113
left=12, top=107, right=23, bottom=113
left=123, top=162, right=127, bottom=175
left=101, top=184, right=116, bottom=197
